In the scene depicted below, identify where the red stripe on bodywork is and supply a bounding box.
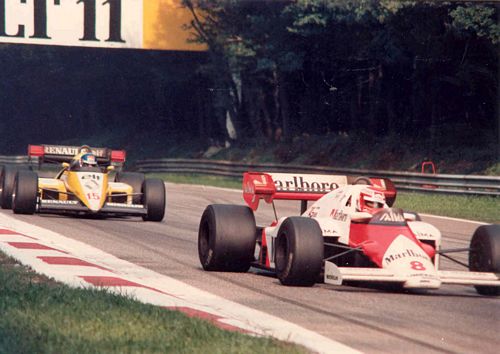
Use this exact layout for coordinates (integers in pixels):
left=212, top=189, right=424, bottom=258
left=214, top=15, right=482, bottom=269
left=167, top=306, right=251, bottom=334
left=349, top=224, right=421, bottom=267
left=79, top=276, right=177, bottom=297
left=7, top=242, right=67, bottom=253
left=261, top=228, right=271, bottom=268
left=37, top=256, right=112, bottom=271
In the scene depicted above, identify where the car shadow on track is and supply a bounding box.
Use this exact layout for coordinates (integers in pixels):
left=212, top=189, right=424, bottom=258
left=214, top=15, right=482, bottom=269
left=249, top=268, right=485, bottom=298
left=35, top=213, right=146, bottom=223
left=318, top=282, right=485, bottom=298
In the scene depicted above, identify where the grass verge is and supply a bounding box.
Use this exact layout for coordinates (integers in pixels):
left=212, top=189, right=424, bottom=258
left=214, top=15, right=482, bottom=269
left=0, top=253, right=305, bottom=354
left=152, top=173, right=499, bottom=224
left=149, top=173, right=242, bottom=189
left=395, top=192, right=499, bottom=223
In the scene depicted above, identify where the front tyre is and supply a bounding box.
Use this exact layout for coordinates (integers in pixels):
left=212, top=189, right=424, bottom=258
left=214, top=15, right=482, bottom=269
left=115, top=172, right=145, bottom=204
left=275, top=217, right=323, bottom=286
left=1, top=165, right=18, bottom=209
left=141, top=179, right=166, bottom=222
left=198, top=204, right=256, bottom=272
left=12, top=170, right=38, bottom=215
left=469, top=225, right=500, bottom=296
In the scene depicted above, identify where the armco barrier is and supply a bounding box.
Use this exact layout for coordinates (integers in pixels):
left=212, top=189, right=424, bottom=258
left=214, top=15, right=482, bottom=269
left=1, top=156, right=499, bottom=196
left=135, top=158, right=500, bottom=197
left=0, top=156, right=31, bottom=165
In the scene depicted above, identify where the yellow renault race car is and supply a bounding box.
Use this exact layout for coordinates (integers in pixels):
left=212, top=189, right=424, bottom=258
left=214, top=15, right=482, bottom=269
left=1, top=144, right=165, bottom=221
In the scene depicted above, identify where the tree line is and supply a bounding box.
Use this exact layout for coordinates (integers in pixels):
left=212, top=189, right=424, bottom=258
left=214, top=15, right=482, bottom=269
left=182, top=0, right=499, bottom=155
left=0, top=0, right=497, bottom=160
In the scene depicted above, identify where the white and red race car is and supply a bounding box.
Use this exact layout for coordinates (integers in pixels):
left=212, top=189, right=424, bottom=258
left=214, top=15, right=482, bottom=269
left=198, top=172, right=500, bottom=295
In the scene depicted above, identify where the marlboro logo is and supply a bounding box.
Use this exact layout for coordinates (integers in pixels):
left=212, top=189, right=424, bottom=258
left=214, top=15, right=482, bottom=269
left=384, top=248, right=428, bottom=265
left=269, top=173, right=347, bottom=192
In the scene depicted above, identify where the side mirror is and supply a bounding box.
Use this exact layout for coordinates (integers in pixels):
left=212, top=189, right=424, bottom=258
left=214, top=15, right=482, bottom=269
left=351, top=211, right=372, bottom=222
left=62, top=162, right=69, bottom=168
left=107, top=165, right=115, bottom=171
left=403, top=212, right=418, bottom=222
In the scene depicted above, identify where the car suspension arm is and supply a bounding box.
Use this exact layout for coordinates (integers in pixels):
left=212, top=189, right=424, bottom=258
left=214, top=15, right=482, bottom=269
left=323, top=243, right=363, bottom=262
left=438, top=253, right=469, bottom=268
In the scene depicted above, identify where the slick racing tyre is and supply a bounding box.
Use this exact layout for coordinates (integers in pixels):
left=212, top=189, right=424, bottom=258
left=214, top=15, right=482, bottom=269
left=275, top=217, right=324, bottom=286
left=469, top=225, right=500, bottom=296
left=141, top=178, right=165, bottom=222
left=114, top=172, right=145, bottom=204
left=353, top=176, right=371, bottom=185
left=12, top=170, right=38, bottom=215
left=198, top=204, right=256, bottom=272
left=1, top=165, right=18, bottom=209
left=0, top=166, right=3, bottom=204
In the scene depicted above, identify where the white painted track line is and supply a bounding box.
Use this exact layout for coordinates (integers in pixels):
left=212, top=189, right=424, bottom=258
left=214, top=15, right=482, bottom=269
left=420, top=213, right=489, bottom=225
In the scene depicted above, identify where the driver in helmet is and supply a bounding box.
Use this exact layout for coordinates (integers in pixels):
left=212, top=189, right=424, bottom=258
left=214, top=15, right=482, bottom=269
left=79, top=145, right=92, bottom=154
left=80, top=152, right=98, bottom=168
left=357, top=187, right=386, bottom=214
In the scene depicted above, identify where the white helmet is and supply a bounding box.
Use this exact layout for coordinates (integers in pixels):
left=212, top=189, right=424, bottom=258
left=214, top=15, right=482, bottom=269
left=357, top=187, right=386, bottom=214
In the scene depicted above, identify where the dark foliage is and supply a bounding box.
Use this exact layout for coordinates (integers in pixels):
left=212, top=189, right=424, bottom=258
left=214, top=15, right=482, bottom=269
left=0, top=1, right=498, bottom=166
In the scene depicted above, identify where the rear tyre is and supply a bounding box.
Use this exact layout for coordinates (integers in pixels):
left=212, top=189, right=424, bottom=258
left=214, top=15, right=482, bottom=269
left=0, top=166, right=3, bottom=203
left=12, top=170, right=38, bottom=215
left=275, top=217, right=323, bottom=286
left=469, top=225, right=500, bottom=296
left=198, top=204, right=256, bottom=272
left=1, top=166, right=18, bottom=209
left=353, top=176, right=371, bottom=185
left=114, top=172, right=145, bottom=204
left=141, top=179, right=165, bottom=222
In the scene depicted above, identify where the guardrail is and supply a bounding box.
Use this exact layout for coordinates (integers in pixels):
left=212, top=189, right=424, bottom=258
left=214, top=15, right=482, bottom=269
left=0, top=155, right=32, bottom=165
left=135, top=158, right=500, bottom=197
left=1, top=155, right=498, bottom=196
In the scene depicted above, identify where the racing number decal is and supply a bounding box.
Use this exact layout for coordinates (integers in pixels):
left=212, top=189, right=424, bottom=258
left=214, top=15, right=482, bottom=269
left=410, top=261, right=426, bottom=271
left=87, top=192, right=100, bottom=200
left=81, top=174, right=100, bottom=180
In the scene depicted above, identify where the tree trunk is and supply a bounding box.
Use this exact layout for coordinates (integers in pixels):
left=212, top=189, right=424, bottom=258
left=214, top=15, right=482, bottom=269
left=258, top=89, right=273, bottom=139
left=430, top=82, right=440, bottom=151
left=277, top=71, right=291, bottom=140
left=272, top=70, right=281, bottom=141
left=386, top=79, right=397, bottom=134
left=245, top=80, right=260, bottom=137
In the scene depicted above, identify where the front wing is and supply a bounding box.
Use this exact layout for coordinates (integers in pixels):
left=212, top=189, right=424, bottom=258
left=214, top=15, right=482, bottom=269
left=324, top=261, right=500, bottom=288
left=38, top=199, right=147, bottom=216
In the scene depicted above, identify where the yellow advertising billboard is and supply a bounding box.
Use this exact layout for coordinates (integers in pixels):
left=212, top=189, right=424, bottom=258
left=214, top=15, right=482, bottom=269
left=0, top=0, right=206, bottom=51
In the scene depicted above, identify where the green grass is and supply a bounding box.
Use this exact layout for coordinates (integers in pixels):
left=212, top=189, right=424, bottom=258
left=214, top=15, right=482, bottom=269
left=396, top=192, right=499, bottom=223
left=0, top=253, right=306, bottom=354
left=149, top=173, right=243, bottom=189
left=152, top=173, right=499, bottom=224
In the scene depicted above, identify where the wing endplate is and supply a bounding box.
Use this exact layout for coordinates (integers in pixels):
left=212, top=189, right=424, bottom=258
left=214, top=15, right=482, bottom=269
left=324, top=261, right=406, bottom=285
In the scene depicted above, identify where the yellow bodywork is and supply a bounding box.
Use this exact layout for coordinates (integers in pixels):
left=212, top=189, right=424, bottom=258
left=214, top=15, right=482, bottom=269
left=39, top=169, right=134, bottom=210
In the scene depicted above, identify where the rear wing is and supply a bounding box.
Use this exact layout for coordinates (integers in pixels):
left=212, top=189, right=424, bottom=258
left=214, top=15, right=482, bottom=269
left=28, top=144, right=126, bottom=167
left=243, top=172, right=396, bottom=210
